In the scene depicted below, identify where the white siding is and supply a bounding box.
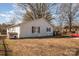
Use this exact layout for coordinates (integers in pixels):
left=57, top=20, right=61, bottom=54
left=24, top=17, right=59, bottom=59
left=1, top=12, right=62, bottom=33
left=20, top=18, right=53, bottom=38
left=7, top=26, right=20, bottom=38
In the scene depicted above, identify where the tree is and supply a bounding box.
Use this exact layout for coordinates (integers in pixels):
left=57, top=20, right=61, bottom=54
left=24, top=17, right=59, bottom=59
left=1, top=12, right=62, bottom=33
left=0, top=23, right=10, bottom=34
left=18, top=3, right=56, bottom=21
left=59, top=3, right=79, bottom=33
left=9, top=16, right=17, bottom=25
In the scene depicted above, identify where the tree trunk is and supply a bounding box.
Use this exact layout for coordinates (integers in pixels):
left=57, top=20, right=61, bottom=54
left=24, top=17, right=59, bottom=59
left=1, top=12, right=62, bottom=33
left=69, top=3, right=72, bottom=33
left=69, top=19, right=72, bottom=33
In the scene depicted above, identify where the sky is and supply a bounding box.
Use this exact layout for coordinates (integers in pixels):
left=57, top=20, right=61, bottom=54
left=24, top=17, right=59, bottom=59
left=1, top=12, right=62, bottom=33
left=0, top=4, right=13, bottom=12
left=0, top=3, right=79, bottom=26
left=0, top=3, right=25, bottom=24
left=0, top=3, right=56, bottom=24
left=0, top=3, right=14, bottom=23
left=1, top=3, right=76, bottom=26
left=0, top=3, right=69, bottom=26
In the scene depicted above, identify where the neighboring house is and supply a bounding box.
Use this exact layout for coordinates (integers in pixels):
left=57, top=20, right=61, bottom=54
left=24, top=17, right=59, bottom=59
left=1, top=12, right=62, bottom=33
left=63, top=26, right=79, bottom=34
left=7, top=18, right=54, bottom=38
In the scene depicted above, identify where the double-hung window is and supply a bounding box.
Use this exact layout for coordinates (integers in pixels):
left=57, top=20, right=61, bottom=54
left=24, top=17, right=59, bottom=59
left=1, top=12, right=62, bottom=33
left=32, top=26, right=40, bottom=33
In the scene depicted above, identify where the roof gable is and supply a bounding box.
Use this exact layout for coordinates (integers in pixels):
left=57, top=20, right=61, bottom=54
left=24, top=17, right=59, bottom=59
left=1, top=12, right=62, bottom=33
left=8, top=18, right=53, bottom=28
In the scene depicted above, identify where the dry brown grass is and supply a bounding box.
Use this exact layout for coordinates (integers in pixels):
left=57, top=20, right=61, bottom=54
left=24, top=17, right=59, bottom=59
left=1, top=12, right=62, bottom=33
left=5, top=38, right=79, bottom=56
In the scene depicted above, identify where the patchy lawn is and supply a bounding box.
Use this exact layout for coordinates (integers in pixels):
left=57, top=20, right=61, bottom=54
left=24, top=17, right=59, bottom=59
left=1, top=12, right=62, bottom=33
left=0, top=40, right=5, bottom=56
left=5, top=38, right=79, bottom=56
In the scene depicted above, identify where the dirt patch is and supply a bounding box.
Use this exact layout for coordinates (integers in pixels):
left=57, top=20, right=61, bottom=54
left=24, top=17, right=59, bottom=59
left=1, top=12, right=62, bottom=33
left=5, top=38, right=79, bottom=56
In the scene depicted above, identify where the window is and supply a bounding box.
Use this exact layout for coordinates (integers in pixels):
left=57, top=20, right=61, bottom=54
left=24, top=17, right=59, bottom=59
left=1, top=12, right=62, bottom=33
left=47, top=27, right=51, bottom=32
left=32, top=26, right=40, bottom=33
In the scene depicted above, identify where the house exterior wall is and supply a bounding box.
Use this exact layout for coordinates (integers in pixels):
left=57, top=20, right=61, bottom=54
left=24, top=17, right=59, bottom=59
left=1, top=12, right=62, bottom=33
left=19, top=18, right=53, bottom=38
left=7, top=26, right=20, bottom=38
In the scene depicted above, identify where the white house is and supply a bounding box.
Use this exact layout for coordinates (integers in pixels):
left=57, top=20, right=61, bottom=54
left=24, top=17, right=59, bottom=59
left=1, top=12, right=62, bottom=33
left=7, top=18, right=54, bottom=38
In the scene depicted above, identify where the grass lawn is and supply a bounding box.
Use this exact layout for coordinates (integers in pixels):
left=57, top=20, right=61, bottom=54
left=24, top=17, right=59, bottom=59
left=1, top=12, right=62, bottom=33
left=0, top=45, right=4, bottom=50
left=5, top=38, right=79, bottom=56
left=0, top=41, right=5, bottom=56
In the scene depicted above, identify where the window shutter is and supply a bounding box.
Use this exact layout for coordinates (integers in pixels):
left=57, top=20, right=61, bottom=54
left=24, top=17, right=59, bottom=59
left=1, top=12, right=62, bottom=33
left=32, top=26, right=34, bottom=33
left=38, top=27, right=40, bottom=33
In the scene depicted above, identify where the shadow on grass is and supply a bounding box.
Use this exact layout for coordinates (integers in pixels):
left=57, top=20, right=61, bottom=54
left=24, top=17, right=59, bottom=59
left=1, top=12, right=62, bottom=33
left=4, top=44, right=13, bottom=56
left=2, top=39, right=13, bottom=56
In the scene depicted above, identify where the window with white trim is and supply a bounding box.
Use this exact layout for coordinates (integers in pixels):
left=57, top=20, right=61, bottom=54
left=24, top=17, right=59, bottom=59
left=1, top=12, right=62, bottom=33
left=32, top=26, right=40, bottom=33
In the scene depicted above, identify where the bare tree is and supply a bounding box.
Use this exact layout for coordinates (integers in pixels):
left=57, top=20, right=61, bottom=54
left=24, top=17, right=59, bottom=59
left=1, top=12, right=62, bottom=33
left=59, top=3, right=79, bottom=33
left=18, top=3, right=56, bottom=21
left=9, top=16, right=17, bottom=25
